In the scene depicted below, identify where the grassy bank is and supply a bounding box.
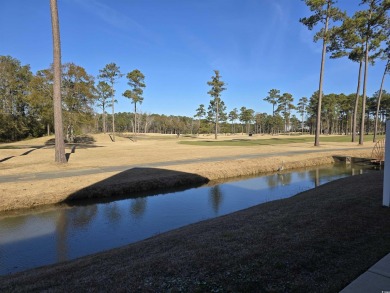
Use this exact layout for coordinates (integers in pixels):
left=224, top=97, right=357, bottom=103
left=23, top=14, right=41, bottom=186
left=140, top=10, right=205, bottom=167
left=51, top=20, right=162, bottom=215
left=0, top=133, right=376, bottom=212
left=1, top=171, right=389, bottom=292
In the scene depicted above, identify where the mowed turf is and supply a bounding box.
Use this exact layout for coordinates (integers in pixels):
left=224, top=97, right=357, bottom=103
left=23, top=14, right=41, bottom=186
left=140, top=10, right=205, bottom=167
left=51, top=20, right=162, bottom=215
left=180, top=134, right=385, bottom=146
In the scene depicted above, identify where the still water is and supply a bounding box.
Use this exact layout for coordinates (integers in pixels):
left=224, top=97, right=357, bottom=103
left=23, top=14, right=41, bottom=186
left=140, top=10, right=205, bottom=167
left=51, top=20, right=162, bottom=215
left=0, top=163, right=377, bottom=275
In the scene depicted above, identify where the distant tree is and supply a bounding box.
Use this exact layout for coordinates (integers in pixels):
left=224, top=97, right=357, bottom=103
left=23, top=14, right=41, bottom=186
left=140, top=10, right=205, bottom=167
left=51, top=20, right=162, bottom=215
left=297, top=97, right=308, bottom=134
left=123, top=69, right=145, bottom=138
left=263, top=89, right=280, bottom=116
left=0, top=56, right=33, bottom=141
left=143, top=112, right=154, bottom=133
left=96, top=81, right=112, bottom=133
left=307, top=90, right=321, bottom=134
left=28, top=69, right=54, bottom=137
left=194, top=104, right=206, bottom=135
left=98, top=63, right=122, bottom=142
left=61, top=63, right=96, bottom=142
left=300, top=0, right=345, bottom=146
left=276, top=93, right=295, bottom=133
left=328, top=13, right=367, bottom=142
left=374, top=88, right=390, bottom=137
left=373, top=41, right=390, bottom=142
left=322, top=93, right=339, bottom=134
left=207, top=99, right=227, bottom=135
left=263, top=89, right=281, bottom=135
left=358, top=0, right=389, bottom=144
left=273, top=114, right=285, bottom=134
left=50, top=0, right=66, bottom=163
left=255, top=112, right=268, bottom=134
left=228, top=108, right=239, bottom=134
left=207, top=70, right=226, bottom=139
left=337, top=93, right=354, bottom=135
left=290, top=115, right=301, bottom=133
left=239, top=107, right=255, bottom=134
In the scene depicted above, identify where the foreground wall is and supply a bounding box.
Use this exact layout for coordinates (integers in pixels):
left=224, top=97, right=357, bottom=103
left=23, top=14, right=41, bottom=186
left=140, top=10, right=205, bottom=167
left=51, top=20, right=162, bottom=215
left=384, top=120, right=390, bottom=206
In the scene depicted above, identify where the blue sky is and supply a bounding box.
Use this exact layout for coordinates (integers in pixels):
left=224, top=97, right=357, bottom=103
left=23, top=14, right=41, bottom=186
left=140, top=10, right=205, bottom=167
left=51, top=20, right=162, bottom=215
left=0, top=0, right=388, bottom=117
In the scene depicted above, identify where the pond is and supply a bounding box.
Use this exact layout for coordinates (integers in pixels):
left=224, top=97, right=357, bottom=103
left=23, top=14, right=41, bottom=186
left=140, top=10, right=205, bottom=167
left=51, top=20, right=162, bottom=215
left=0, top=163, right=378, bottom=275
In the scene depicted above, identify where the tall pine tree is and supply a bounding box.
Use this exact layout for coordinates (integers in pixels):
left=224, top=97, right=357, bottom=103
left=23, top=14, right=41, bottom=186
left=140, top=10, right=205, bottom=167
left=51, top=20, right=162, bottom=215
left=300, top=0, right=345, bottom=146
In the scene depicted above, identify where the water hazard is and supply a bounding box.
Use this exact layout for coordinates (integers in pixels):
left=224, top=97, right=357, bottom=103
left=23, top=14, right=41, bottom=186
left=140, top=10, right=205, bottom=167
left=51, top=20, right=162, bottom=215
left=0, top=163, right=378, bottom=275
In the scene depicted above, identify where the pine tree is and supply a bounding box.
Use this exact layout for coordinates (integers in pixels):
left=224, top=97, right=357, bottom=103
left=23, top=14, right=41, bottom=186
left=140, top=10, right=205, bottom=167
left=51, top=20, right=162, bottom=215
left=300, top=0, right=345, bottom=146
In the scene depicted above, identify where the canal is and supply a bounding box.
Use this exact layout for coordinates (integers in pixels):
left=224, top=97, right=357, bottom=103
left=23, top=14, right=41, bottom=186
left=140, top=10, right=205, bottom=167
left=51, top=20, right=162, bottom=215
left=0, top=163, right=378, bottom=275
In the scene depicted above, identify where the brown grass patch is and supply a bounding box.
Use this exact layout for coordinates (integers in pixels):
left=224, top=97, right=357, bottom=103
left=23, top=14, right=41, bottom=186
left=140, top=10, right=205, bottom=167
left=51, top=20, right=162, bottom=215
left=0, top=133, right=375, bottom=212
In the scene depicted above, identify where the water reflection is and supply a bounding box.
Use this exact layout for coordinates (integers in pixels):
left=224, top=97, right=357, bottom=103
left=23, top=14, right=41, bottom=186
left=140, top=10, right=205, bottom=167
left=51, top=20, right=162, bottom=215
left=266, top=174, right=278, bottom=189
left=104, top=202, right=121, bottom=223
left=130, top=198, right=147, bottom=219
left=56, top=210, right=68, bottom=262
left=70, top=205, right=97, bottom=228
left=209, top=186, right=223, bottom=214
left=0, top=163, right=378, bottom=275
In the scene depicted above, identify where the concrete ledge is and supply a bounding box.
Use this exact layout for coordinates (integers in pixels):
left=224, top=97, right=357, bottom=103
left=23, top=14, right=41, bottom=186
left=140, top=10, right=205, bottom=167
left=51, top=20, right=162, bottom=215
left=340, top=253, right=390, bottom=293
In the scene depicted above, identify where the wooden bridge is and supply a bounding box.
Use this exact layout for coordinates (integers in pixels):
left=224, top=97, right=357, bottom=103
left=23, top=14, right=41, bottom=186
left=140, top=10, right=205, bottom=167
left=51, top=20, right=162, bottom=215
left=371, top=138, right=386, bottom=165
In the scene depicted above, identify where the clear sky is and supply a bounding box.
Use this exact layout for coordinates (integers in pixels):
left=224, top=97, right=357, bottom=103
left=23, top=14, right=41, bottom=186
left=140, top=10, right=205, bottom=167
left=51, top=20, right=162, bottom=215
left=0, top=0, right=388, bottom=117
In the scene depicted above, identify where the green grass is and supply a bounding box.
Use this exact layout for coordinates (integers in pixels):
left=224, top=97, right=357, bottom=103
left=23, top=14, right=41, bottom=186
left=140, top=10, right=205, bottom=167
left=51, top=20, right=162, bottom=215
left=179, top=134, right=385, bottom=146
left=0, top=146, right=26, bottom=149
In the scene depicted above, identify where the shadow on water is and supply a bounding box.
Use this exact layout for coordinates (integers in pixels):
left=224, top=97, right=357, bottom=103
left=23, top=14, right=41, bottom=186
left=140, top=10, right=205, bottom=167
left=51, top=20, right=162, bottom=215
left=63, top=167, right=209, bottom=206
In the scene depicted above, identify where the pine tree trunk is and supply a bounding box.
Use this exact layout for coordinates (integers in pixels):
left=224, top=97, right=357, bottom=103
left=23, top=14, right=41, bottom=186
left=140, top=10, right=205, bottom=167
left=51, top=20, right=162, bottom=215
left=215, top=99, right=219, bottom=140
left=50, top=0, right=66, bottom=163
left=103, top=109, right=106, bottom=133
left=352, top=59, right=362, bottom=142
left=315, top=7, right=330, bottom=146
left=135, top=105, right=137, bottom=134
left=112, top=93, right=115, bottom=142
left=359, top=36, right=370, bottom=145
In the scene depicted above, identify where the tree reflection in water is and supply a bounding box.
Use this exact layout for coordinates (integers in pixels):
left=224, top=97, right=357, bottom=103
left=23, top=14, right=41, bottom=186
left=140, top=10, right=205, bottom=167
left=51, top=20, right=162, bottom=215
left=56, top=209, right=68, bottom=262
left=104, top=202, right=121, bottom=223
left=266, top=174, right=278, bottom=189
left=308, top=169, right=320, bottom=187
left=277, top=173, right=292, bottom=186
left=130, top=198, right=147, bottom=219
left=209, top=185, right=223, bottom=214
left=267, top=173, right=293, bottom=188
left=70, top=205, right=98, bottom=228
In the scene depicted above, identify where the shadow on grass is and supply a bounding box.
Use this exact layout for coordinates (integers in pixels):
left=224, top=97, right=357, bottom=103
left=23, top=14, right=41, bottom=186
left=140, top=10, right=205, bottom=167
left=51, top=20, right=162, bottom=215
left=45, top=135, right=96, bottom=146
left=0, top=156, right=15, bottom=163
left=63, top=167, right=209, bottom=205
left=0, top=146, right=46, bottom=163
left=20, top=146, right=46, bottom=156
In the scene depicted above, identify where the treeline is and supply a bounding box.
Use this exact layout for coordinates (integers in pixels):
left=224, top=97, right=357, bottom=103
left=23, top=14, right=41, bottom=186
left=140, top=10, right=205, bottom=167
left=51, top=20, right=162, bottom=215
left=300, top=0, right=389, bottom=144
left=0, top=56, right=96, bottom=142
left=1, top=54, right=389, bottom=143
left=193, top=89, right=390, bottom=136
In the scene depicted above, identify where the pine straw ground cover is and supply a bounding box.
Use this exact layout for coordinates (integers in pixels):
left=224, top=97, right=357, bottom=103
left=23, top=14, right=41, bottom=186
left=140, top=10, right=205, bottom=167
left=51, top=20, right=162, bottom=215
left=1, top=171, right=390, bottom=292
